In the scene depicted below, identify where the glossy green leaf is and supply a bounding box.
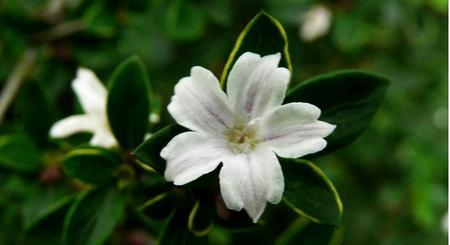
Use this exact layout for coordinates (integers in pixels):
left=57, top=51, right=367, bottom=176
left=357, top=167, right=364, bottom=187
left=22, top=187, right=73, bottom=230
left=281, top=159, right=343, bottom=225
left=0, top=134, right=41, bottom=173
left=107, top=56, right=151, bottom=150
left=285, top=70, right=389, bottom=154
left=133, top=124, right=186, bottom=174
left=188, top=200, right=215, bottom=236
left=63, top=188, right=126, bottom=245
left=62, top=147, right=121, bottom=185
left=220, top=11, right=292, bottom=85
left=276, top=218, right=342, bottom=245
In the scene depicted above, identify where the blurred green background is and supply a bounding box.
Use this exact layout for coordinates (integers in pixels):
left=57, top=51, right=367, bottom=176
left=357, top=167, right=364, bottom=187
left=0, top=0, right=447, bottom=244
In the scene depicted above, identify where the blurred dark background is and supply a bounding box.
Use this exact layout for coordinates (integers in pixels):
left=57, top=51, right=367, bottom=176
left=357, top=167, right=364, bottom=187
left=0, top=0, right=447, bottom=244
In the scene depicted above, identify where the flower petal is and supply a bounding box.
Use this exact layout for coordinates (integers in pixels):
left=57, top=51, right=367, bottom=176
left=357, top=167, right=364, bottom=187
left=167, top=66, right=234, bottom=136
left=72, top=67, right=107, bottom=113
left=49, top=115, right=96, bottom=138
left=226, top=52, right=290, bottom=121
left=219, top=146, right=284, bottom=223
left=90, top=130, right=118, bottom=148
left=161, top=131, right=227, bottom=185
left=260, top=102, right=336, bottom=158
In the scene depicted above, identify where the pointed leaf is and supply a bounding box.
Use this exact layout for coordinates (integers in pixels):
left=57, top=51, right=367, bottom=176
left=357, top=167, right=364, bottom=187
left=62, top=147, right=121, bottom=185
left=281, top=159, right=343, bottom=225
left=285, top=70, right=389, bottom=154
left=132, top=124, right=186, bottom=174
left=220, top=12, right=292, bottom=85
left=107, top=56, right=151, bottom=149
left=63, top=188, right=126, bottom=245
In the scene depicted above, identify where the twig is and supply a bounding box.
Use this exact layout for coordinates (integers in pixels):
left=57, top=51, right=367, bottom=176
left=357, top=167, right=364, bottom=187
left=0, top=48, right=38, bottom=124
left=33, top=20, right=85, bottom=43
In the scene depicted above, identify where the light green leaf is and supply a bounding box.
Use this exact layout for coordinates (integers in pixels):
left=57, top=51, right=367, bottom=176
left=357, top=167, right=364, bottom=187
left=62, top=147, right=121, bottom=185
left=62, top=188, right=126, bottom=245
left=107, top=55, right=151, bottom=150
left=281, top=159, right=343, bottom=225
left=285, top=70, right=389, bottom=154
left=220, top=11, right=292, bottom=85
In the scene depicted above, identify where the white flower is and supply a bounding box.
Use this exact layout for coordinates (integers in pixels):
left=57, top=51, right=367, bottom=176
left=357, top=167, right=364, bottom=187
left=49, top=68, right=118, bottom=148
left=300, top=4, right=332, bottom=42
left=161, top=52, right=336, bottom=222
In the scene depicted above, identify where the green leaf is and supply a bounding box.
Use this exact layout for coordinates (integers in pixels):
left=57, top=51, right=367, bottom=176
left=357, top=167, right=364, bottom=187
left=22, top=187, right=74, bottom=230
left=220, top=11, right=292, bottom=85
left=188, top=200, right=215, bottom=236
left=133, top=124, right=186, bottom=174
left=285, top=70, right=389, bottom=154
left=276, top=218, right=342, bottom=245
left=63, top=188, right=126, bottom=245
left=107, top=56, right=151, bottom=150
left=62, top=147, right=121, bottom=185
left=165, top=0, right=206, bottom=41
left=0, top=134, right=41, bottom=173
left=281, top=159, right=343, bottom=225
left=138, top=192, right=175, bottom=220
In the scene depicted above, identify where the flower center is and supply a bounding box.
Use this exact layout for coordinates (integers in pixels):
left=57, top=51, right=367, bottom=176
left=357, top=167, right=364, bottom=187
left=224, top=121, right=259, bottom=154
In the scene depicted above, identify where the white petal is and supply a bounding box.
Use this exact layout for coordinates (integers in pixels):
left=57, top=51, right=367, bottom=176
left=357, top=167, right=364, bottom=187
left=226, top=52, right=290, bottom=121
left=260, top=102, right=336, bottom=158
left=161, top=131, right=227, bottom=185
left=90, top=130, right=118, bottom=148
left=219, top=146, right=284, bottom=223
left=72, top=67, right=107, bottom=113
left=167, top=66, right=234, bottom=136
left=49, top=115, right=96, bottom=138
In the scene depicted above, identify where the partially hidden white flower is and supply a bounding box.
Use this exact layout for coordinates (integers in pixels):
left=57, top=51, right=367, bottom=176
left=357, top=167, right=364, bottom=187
left=300, top=4, right=332, bottom=42
left=49, top=68, right=118, bottom=148
left=160, top=52, right=336, bottom=223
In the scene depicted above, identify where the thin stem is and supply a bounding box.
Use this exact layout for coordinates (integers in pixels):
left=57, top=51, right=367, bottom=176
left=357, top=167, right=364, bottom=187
left=33, top=20, right=85, bottom=43
left=0, top=48, right=38, bottom=124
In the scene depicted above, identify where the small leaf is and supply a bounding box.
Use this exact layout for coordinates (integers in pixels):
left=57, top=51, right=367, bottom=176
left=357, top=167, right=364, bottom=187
left=133, top=124, right=186, bottom=174
left=63, top=188, right=126, bottom=245
left=0, top=134, right=41, bottom=173
left=276, top=218, right=342, bottom=245
left=22, top=187, right=74, bottom=230
left=285, top=70, right=389, bottom=154
left=107, top=56, right=151, bottom=150
left=188, top=200, right=215, bottom=236
left=220, top=11, right=292, bottom=85
left=62, top=147, right=121, bottom=185
left=281, top=159, right=343, bottom=225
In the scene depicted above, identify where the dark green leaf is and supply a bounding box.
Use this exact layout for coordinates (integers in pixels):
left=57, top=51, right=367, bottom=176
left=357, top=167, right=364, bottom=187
left=276, top=218, right=342, bottom=245
left=22, top=187, right=74, bottom=230
left=138, top=192, right=175, bottom=220
left=281, top=159, right=343, bottom=225
left=133, top=124, right=186, bottom=174
left=188, top=200, right=215, bottom=236
left=62, top=147, right=121, bottom=185
left=107, top=56, right=151, bottom=150
left=220, top=11, right=292, bottom=85
left=159, top=211, right=208, bottom=245
left=0, top=134, right=41, bottom=173
left=285, top=70, right=389, bottom=154
left=63, top=188, right=126, bottom=245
